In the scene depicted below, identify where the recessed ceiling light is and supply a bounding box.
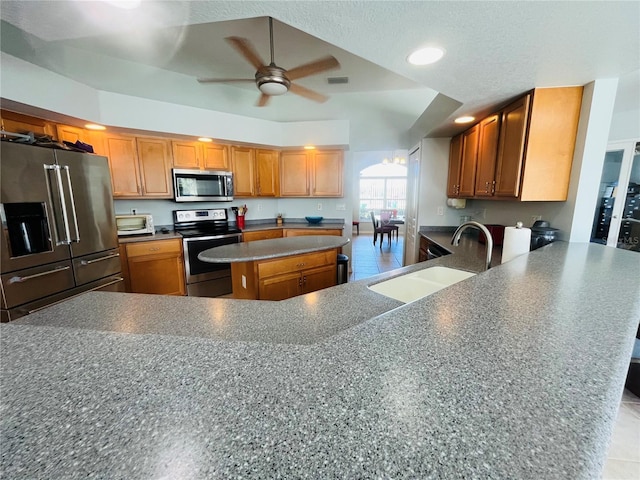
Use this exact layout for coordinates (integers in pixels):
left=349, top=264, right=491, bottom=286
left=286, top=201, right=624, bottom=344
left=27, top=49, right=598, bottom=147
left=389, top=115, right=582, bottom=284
left=105, top=0, right=141, bottom=9
left=85, top=123, right=106, bottom=131
left=407, top=46, right=445, bottom=66
left=454, top=116, right=475, bottom=124
left=198, top=137, right=213, bottom=143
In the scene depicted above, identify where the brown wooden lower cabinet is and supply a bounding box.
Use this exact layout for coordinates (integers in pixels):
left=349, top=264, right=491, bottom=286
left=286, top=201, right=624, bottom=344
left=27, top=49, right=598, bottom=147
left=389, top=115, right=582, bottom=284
left=283, top=228, right=342, bottom=237
left=120, top=238, right=186, bottom=295
left=231, top=249, right=338, bottom=300
left=242, top=229, right=284, bottom=242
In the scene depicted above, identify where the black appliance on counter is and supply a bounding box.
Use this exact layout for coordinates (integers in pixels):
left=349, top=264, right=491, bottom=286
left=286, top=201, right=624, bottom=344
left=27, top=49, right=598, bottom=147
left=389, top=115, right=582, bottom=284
left=530, top=220, right=559, bottom=250
left=173, top=209, right=241, bottom=297
left=0, top=142, right=124, bottom=322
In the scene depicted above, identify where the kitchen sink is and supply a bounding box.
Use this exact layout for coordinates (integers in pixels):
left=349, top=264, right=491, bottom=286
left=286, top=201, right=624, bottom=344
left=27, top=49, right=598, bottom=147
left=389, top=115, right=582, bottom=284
left=368, top=266, right=476, bottom=303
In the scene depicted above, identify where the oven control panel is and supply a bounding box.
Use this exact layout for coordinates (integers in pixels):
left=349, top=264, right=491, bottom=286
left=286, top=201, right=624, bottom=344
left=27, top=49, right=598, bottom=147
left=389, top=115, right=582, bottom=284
left=174, top=209, right=228, bottom=223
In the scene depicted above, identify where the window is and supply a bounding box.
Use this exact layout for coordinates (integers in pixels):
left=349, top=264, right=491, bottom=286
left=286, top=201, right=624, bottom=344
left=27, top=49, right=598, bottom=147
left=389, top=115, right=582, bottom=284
left=359, top=163, right=407, bottom=219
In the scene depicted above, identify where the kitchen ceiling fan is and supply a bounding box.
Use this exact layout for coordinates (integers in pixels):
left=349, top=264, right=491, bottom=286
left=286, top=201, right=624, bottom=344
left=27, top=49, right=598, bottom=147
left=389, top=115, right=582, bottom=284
left=197, top=17, right=340, bottom=107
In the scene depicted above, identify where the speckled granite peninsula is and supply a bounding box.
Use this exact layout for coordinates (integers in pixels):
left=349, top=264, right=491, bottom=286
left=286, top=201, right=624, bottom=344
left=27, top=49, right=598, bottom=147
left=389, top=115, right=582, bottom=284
left=1, top=241, right=639, bottom=479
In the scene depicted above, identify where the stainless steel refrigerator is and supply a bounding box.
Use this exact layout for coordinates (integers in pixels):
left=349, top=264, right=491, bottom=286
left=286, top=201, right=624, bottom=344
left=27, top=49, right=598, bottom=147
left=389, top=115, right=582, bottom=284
left=1, top=142, right=123, bottom=321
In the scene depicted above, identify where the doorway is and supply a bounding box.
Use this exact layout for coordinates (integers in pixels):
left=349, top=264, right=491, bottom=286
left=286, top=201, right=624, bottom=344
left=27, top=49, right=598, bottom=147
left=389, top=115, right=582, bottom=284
left=590, top=140, right=640, bottom=251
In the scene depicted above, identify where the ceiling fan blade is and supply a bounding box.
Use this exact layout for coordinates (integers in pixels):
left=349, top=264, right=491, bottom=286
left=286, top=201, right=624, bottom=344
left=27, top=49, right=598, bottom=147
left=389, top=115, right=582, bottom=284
left=197, top=78, right=255, bottom=84
left=256, top=93, right=271, bottom=107
left=286, top=56, right=340, bottom=81
left=225, top=36, right=266, bottom=70
left=288, top=83, right=329, bottom=103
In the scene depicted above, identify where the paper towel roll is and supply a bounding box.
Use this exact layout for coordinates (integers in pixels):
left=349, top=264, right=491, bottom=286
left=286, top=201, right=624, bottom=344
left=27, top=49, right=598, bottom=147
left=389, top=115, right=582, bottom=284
left=501, top=224, right=531, bottom=264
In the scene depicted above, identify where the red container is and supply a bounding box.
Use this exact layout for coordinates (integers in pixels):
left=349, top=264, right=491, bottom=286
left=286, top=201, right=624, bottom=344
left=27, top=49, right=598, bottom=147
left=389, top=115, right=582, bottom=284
left=478, top=224, right=505, bottom=246
left=237, top=215, right=245, bottom=229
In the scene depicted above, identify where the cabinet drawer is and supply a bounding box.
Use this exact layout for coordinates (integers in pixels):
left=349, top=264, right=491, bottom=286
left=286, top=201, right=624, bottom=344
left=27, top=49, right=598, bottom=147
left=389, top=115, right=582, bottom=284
left=126, top=239, right=182, bottom=258
left=243, top=229, right=283, bottom=242
left=258, top=250, right=336, bottom=278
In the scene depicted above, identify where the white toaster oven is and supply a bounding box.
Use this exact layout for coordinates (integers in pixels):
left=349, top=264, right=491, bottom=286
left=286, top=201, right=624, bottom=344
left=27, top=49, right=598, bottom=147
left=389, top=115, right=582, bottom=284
left=115, top=214, right=154, bottom=236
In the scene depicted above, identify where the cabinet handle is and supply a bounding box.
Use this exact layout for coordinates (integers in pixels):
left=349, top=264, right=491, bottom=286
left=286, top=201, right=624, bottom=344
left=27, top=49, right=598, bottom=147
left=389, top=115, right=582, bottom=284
left=491, top=180, right=496, bottom=194
left=299, top=278, right=302, bottom=287
left=302, top=276, right=307, bottom=284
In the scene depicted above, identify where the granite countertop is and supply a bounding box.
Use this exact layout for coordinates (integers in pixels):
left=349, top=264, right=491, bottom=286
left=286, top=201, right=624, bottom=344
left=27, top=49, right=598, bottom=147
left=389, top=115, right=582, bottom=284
left=2, top=241, right=639, bottom=478
left=198, top=235, right=350, bottom=263
left=118, top=228, right=181, bottom=243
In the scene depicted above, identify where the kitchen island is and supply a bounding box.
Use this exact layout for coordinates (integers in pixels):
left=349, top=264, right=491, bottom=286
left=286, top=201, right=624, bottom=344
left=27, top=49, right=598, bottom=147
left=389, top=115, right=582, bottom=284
left=198, top=235, right=350, bottom=300
left=1, top=241, right=639, bottom=478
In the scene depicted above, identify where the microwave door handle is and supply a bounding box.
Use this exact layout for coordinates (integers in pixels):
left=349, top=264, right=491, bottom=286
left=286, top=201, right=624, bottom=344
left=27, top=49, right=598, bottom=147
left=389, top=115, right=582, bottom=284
left=61, top=165, right=80, bottom=242
left=44, top=164, right=69, bottom=245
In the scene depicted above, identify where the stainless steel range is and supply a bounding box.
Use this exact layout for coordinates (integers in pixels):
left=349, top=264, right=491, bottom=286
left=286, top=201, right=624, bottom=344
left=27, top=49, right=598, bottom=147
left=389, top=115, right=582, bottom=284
left=173, top=209, right=241, bottom=297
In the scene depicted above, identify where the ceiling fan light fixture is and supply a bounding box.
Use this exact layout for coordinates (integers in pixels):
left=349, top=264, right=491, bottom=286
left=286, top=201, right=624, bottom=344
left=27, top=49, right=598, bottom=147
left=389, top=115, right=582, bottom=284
left=258, top=81, right=289, bottom=96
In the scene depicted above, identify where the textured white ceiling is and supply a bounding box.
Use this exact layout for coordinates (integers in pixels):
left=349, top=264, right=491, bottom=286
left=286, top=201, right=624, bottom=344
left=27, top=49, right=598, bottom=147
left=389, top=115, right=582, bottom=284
left=1, top=0, right=638, bottom=143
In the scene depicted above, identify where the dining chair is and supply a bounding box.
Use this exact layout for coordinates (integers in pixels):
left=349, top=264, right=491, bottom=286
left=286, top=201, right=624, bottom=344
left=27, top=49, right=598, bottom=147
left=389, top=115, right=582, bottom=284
left=379, top=209, right=400, bottom=242
left=370, top=211, right=394, bottom=249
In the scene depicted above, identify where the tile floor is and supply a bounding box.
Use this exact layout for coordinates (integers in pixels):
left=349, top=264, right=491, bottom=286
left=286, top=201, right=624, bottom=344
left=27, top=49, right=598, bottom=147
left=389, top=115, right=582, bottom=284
left=348, top=232, right=639, bottom=479
left=603, top=389, right=640, bottom=479
left=349, top=231, right=405, bottom=281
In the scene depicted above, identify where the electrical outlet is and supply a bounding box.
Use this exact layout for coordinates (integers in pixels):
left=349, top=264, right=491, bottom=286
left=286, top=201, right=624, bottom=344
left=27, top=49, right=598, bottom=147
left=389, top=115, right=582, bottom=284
left=257, top=204, right=262, bottom=211
left=336, top=203, right=346, bottom=211
left=130, top=208, right=136, bottom=215
left=317, top=203, right=323, bottom=211
left=437, top=206, right=444, bottom=216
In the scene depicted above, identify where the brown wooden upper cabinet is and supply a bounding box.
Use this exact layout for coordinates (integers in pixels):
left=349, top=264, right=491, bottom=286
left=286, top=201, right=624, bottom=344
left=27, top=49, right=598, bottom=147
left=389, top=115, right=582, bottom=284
left=447, top=86, right=583, bottom=201
left=280, top=149, right=344, bottom=197
left=231, top=146, right=280, bottom=197
left=172, top=141, right=230, bottom=171
left=1, top=110, right=56, bottom=138
left=473, top=114, right=502, bottom=197
left=104, top=134, right=173, bottom=199
left=56, top=124, right=107, bottom=155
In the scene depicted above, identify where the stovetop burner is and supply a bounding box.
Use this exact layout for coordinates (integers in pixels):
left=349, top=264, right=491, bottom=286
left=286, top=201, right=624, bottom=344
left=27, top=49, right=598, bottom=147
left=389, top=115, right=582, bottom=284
left=173, top=208, right=240, bottom=237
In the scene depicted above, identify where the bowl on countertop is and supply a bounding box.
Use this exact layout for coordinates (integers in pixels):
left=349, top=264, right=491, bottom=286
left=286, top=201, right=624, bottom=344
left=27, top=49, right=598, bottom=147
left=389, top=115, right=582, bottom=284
left=305, top=216, right=323, bottom=224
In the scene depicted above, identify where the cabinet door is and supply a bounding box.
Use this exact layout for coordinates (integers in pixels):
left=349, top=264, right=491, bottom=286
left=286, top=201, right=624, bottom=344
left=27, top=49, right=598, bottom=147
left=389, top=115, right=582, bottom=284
left=474, top=114, right=501, bottom=197
left=301, top=264, right=336, bottom=294
left=458, top=125, right=480, bottom=197
left=255, top=149, right=280, bottom=196
left=447, top=134, right=463, bottom=197
left=231, top=146, right=256, bottom=196
left=495, top=94, right=530, bottom=198
left=202, top=143, right=230, bottom=170
left=259, top=271, right=301, bottom=300
left=280, top=151, right=310, bottom=196
left=56, top=124, right=89, bottom=144
left=104, top=134, right=141, bottom=197
left=312, top=150, right=343, bottom=197
left=137, top=137, right=173, bottom=198
left=128, top=255, right=186, bottom=295
left=172, top=141, right=201, bottom=169
left=1, top=110, right=55, bottom=137
left=126, top=239, right=185, bottom=295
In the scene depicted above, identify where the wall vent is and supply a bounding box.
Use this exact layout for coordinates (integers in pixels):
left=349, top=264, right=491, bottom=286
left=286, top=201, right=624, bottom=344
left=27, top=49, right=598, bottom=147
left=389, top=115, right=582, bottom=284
left=327, top=76, right=349, bottom=85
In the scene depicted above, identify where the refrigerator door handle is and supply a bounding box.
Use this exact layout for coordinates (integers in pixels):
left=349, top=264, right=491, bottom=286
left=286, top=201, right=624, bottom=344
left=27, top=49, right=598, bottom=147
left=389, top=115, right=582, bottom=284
left=8, top=265, right=71, bottom=284
left=79, top=252, right=120, bottom=266
left=61, top=165, right=80, bottom=243
left=44, top=164, right=70, bottom=245
left=48, top=164, right=73, bottom=245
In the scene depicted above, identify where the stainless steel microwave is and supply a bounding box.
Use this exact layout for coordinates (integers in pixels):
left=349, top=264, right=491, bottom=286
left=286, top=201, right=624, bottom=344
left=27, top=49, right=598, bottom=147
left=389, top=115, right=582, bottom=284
left=173, top=169, right=234, bottom=202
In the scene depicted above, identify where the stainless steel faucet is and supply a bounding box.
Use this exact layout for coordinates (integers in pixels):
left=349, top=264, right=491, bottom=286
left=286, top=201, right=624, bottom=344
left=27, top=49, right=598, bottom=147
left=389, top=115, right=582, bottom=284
left=451, top=221, right=494, bottom=270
